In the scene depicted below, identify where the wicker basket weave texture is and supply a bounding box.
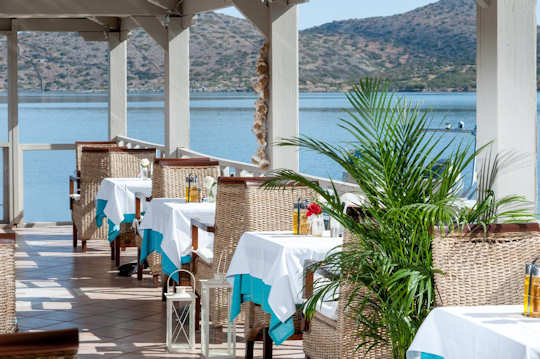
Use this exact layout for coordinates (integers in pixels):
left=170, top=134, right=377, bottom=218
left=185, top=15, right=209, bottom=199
left=0, top=239, right=16, bottom=334
left=141, top=162, right=220, bottom=276
left=432, top=229, right=540, bottom=307
left=303, top=230, right=392, bottom=359
left=151, top=164, right=220, bottom=199
left=72, top=148, right=156, bottom=242
left=194, top=179, right=315, bottom=337
left=75, top=141, right=117, bottom=174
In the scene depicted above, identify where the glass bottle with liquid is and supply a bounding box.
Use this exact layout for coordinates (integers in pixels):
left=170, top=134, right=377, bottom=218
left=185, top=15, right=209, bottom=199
left=524, top=264, right=540, bottom=317
left=293, top=200, right=310, bottom=235
left=185, top=174, right=200, bottom=203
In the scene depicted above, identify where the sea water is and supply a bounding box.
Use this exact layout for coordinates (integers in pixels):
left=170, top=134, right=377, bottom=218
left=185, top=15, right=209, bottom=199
left=0, top=91, right=514, bottom=222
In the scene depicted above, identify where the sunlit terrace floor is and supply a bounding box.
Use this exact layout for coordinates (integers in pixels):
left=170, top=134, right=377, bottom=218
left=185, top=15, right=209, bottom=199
left=14, top=226, right=304, bottom=358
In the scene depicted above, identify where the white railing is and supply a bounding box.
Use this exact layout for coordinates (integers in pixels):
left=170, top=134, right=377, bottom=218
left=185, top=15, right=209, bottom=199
left=114, top=136, right=167, bottom=153
left=112, top=136, right=359, bottom=194
left=177, top=147, right=359, bottom=194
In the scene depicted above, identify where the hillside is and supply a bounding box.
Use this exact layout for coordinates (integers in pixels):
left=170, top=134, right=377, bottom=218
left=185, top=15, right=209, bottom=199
left=0, top=0, right=517, bottom=92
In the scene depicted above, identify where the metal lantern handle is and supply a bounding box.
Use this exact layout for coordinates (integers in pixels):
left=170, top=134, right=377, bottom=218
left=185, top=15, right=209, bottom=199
left=166, top=269, right=196, bottom=294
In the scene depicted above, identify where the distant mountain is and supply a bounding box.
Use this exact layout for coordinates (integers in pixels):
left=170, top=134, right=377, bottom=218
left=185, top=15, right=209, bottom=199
left=0, top=0, right=517, bottom=92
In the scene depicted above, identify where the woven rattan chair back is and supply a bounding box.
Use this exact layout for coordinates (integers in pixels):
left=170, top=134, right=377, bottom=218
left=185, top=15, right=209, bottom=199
left=303, top=230, right=392, bottom=358
left=75, top=141, right=117, bottom=175
left=212, top=177, right=315, bottom=272
left=76, top=147, right=156, bottom=241
left=151, top=158, right=220, bottom=198
left=432, top=223, right=540, bottom=307
left=0, top=233, right=16, bottom=334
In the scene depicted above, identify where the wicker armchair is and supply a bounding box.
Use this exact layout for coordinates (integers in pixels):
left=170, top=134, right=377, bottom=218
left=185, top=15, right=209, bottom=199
left=0, top=328, right=79, bottom=358
left=134, top=157, right=220, bottom=287
left=70, top=141, right=117, bottom=248
left=303, top=230, right=392, bottom=359
left=191, top=177, right=315, bottom=357
left=0, top=233, right=16, bottom=335
left=71, top=147, right=156, bottom=253
left=432, top=223, right=540, bottom=307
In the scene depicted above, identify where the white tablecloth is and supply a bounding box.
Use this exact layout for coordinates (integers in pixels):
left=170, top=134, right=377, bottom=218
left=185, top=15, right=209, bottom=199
left=139, top=200, right=216, bottom=270
left=226, top=231, right=342, bottom=323
left=96, top=178, right=152, bottom=225
left=407, top=305, right=540, bottom=359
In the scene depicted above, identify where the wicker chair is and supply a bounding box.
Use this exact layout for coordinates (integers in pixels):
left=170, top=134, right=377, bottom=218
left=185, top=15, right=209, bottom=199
left=191, top=177, right=315, bottom=357
left=71, top=147, right=156, bottom=253
left=0, top=328, right=79, bottom=358
left=70, top=141, right=117, bottom=248
left=135, top=157, right=220, bottom=287
left=432, top=223, right=540, bottom=307
left=0, top=233, right=16, bottom=335
left=303, top=230, right=392, bottom=359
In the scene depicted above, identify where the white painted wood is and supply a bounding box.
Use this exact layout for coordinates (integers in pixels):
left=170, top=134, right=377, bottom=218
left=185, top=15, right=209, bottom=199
left=87, top=17, right=121, bottom=30
left=108, top=31, right=128, bottom=139
left=78, top=31, right=108, bottom=42
left=7, top=31, right=22, bottom=224
left=267, top=1, right=299, bottom=171
left=476, top=0, right=537, bottom=207
left=477, top=0, right=490, bottom=8
left=181, top=0, right=233, bottom=16
left=12, top=18, right=107, bottom=32
left=131, top=16, right=167, bottom=49
left=164, top=17, right=190, bottom=157
left=0, top=0, right=168, bottom=17
left=147, top=0, right=178, bottom=10
left=232, top=0, right=269, bottom=38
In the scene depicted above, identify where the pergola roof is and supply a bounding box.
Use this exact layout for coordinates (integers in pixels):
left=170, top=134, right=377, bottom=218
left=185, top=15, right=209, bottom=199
left=0, top=0, right=235, bottom=36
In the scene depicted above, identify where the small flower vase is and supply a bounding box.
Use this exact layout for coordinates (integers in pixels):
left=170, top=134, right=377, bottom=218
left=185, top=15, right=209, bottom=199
left=139, top=165, right=149, bottom=179
left=309, top=215, right=325, bottom=237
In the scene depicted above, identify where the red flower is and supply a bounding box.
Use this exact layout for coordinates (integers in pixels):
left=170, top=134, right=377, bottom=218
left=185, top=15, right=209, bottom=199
left=306, top=202, right=322, bottom=217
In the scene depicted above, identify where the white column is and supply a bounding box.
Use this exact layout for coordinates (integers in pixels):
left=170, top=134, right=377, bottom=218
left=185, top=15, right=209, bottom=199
left=7, top=31, right=22, bottom=224
left=164, top=17, right=190, bottom=157
left=267, top=1, right=299, bottom=171
left=108, top=31, right=127, bottom=139
left=476, top=0, right=537, bottom=207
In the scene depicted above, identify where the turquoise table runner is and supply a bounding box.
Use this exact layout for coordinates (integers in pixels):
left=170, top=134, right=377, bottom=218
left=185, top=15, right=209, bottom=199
left=139, top=229, right=191, bottom=283
left=230, top=274, right=295, bottom=346
left=95, top=199, right=137, bottom=242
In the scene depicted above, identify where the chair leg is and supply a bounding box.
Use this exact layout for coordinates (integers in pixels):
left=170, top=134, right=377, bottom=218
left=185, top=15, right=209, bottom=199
left=137, top=248, right=143, bottom=280
left=263, top=327, right=273, bottom=359
left=110, top=242, right=115, bottom=260
left=72, top=224, right=77, bottom=248
left=195, top=296, right=201, bottom=331
left=152, top=274, right=160, bottom=288
left=81, top=240, right=87, bottom=253
left=115, top=240, right=120, bottom=267
left=245, top=340, right=254, bottom=359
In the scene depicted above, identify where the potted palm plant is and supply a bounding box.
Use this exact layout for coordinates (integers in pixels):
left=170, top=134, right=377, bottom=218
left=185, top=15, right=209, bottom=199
left=264, top=79, right=536, bottom=358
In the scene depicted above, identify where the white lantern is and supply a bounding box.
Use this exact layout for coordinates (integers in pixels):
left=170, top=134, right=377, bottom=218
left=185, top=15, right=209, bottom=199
left=165, top=269, right=197, bottom=352
left=200, top=273, right=236, bottom=358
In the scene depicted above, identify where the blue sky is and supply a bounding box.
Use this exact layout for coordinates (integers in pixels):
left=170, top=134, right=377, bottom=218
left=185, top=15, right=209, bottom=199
left=217, top=0, right=438, bottom=30
left=218, top=0, right=540, bottom=29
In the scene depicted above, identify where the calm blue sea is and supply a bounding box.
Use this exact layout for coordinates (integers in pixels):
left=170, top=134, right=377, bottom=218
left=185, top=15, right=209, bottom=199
left=0, top=91, right=523, bottom=222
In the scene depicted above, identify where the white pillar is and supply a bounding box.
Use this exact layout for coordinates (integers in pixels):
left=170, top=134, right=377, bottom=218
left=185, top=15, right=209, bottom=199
left=164, top=17, right=190, bottom=157
left=476, top=0, right=537, bottom=207
left=267, top=1, right=299, bottom=171
left=7, top=31, right=22, bottom=224
left=108, top=31, right=127, bottom=139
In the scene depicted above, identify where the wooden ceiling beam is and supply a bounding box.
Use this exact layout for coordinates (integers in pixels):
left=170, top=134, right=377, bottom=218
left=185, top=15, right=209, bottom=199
left=0, top=0, right=170, bottom=17
left=87, top=17, right=121, bottom=31
left=12, top=18, right=107, bottom=32
left=180, top=0, right=233, bottom=16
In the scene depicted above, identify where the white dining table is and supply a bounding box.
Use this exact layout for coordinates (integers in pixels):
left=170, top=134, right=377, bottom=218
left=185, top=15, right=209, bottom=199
left=227, top=231, right=342, bottom=345
left=96, top=177, right=152, bottom=225
left=407, top=305, right=540, bottom=359
left=95, top=177, right=152, bottom=241
left=138, top=200, right=216, bottom=277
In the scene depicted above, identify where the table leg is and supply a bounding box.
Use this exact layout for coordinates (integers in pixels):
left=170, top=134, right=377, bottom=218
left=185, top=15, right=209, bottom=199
left=245, top=340, right=254, bottom=359
left=115, top=239, right=120, bottom=267
left=137, top=248, right=143, bottom=280
left=263, top=327, right=273, bottom=359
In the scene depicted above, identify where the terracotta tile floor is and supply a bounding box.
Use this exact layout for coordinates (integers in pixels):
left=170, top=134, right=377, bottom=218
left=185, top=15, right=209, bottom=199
left=14, top=226, right=304, bottom=358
